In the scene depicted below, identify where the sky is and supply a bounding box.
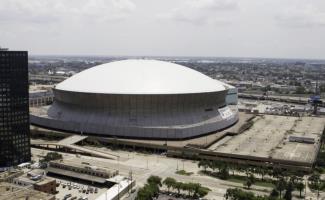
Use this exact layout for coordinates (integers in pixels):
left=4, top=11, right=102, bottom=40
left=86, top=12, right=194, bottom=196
left=0, top=0, right=325, bottom=59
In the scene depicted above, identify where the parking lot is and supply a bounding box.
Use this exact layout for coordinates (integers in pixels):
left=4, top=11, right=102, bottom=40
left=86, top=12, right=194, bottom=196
left=211, top=115, right=325, bottom=164
left=53, top=177, right=108, bottom=200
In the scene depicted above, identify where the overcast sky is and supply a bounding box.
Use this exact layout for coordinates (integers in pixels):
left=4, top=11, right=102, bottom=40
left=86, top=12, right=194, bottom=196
left=0, top=0, right=325, bottom=59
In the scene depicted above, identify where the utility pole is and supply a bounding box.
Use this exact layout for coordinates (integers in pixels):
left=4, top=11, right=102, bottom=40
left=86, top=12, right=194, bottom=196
left=118, top=183, right=120, bottom=200
left=182, top=160, right=185, bottom=171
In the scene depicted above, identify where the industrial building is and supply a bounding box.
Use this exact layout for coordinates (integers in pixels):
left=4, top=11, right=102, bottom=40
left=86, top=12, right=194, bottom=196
left=0, top=49, right=30, bottom=169
left=13, top=170, right=57, bottom=194
left=31, top=59, right=238, bottom=139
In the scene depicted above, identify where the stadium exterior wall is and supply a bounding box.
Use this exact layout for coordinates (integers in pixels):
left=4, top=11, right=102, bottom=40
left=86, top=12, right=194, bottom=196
left=31, top=89, right=239, bottom=139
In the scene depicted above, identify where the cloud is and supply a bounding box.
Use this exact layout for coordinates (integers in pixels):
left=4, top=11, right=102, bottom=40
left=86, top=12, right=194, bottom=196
left=157, top=0, right=239, bottom=25
left=0, top=0, right=136, bottom=24
left=275, top=5, right=325, bottom=28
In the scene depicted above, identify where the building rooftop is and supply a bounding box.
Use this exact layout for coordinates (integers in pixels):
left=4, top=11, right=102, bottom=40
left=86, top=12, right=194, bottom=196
left=210, top=115, right=325, bottom=164
left=14, top=171, right=55, bottom=186
left=46, top=167, right=107, bottom=184
left=55, top=59, right=226, bottom=95
left=51, top=160, right=117, bottom=173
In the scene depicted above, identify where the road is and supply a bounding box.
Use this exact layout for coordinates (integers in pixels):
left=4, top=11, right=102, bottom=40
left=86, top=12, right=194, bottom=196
left=32, top=146, right=323, bottom=200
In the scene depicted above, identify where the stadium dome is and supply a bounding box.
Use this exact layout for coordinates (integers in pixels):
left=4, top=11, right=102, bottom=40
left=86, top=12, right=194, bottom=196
left=55, top=59, right=225, bottom=94
left=31, top=59, right=238, bottom=140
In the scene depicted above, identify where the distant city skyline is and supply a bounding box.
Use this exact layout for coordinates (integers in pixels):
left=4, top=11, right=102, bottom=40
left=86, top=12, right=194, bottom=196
left=1, top=0, right=325, bottom=59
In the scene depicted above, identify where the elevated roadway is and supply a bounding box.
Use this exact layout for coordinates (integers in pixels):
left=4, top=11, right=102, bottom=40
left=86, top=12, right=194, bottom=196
left=31, top=135, right=118, bottom=160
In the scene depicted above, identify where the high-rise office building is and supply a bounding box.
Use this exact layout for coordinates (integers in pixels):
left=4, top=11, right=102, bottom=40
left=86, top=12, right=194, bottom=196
left=0, top=48, right=30, bottom=169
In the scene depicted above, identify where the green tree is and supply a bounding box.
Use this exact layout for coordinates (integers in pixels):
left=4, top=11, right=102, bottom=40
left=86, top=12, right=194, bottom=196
left=187, top=183, right=197, bottom=197
left=191, top=183, right=201, bottom=197
left=269, top=189, right=279, bottom=199
left=257, top=166, right=269, bottom=181
left=244, top=173, right=256, bottom=189
left=289, top=174, right=298, bottom=184
left=198, top=160, right=210, bottom=172
left=228, top=163, right=237, bottom=176
left=276, top=177, right=286, bottom=198
left=136, top=176, right=162, bottom=200
left=181, top=183, right=191, bottom=196
left=147, top=175, right=162, bottom=187
left=197, top=187, right=210, bottom=198
left=211, top=160, right=220, bottom=173
left=219, top=166, right=230, bottom=180
left=174, top=182, right=182, bottom=195
left=272, top=167, right=284, bottom=179
left=244, top=179, right=253, bottom=190
left=136, top=184, right=159, bottom=200
left=296, top=181, right=305, bottom=198
left=225, top=188, right=255, bottom=200
left=284, top=182, right=293, bottom=200
left=40, top=152, right=62, bottom=163
left=163, top=177, right=176, bottom=193
left=308, top=172, right=321, bottom=197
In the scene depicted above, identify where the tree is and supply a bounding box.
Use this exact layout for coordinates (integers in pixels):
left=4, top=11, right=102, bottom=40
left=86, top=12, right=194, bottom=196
left=276, top=177, right=286, bottom=198
left=147, top=175, right=162, bottom=187
left=211, top=160, right=220, bottom=173
left=269, top=189, right=279, bottom=199
left=272, top=167, right=284, bottom=179
left=193, top=183, right=202, bottom=197
left=244, top=179, right=253, bottom=190
left=181, top=183, right=191, bottom=196
left=296, top=181, right=305, bottom=198
left=257, top=166, right=269, bottom=181
left=289, top=174, right=298, bottom=185
left=136, top=186, right=151, bottom=200
left=309, top=172, right=320, bottom=188
left=197, top=187, right=210, bottom=198
left=228, top=163, right=237, bottom=176
left=163, top=177, right=176, bottom=193
left=225, top=188, right=256, bottom=200
left=187, top=183, right=197, bottom=197
left=249, top=173, right=255, bottom=184
left=243, top=166, right=252, bottom=177
left=198, top=160, right=210, bottom=172
left=174, top=182, right=182, bottom=195
left=308, top=172, right=321, bottom=197
left=136, top=183, right=159, bottom=200
left=244, top=173, right=256, bottom=189
left=136, top=176, right=162, bottom=200
left=40, top=152, right=62, bottom=163
left=284, top=182, right=293, bottom=200
left=219, top=166, right=230, bottom=180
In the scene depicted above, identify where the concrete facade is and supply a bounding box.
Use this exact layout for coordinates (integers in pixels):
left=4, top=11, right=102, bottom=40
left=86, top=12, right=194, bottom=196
left=31, top=90, right=238, bottom=139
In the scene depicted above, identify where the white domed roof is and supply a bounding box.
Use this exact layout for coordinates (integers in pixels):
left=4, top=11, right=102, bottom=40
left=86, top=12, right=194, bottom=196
left=55, top=59, right=226, bottom=94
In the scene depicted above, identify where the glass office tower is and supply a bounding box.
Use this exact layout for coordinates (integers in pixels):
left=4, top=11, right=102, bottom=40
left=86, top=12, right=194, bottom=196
left=0, top=49, right=30, bottom=168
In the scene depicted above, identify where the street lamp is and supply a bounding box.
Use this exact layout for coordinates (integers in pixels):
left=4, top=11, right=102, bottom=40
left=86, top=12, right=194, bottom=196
left=118, top=183, right=120, bottom=200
